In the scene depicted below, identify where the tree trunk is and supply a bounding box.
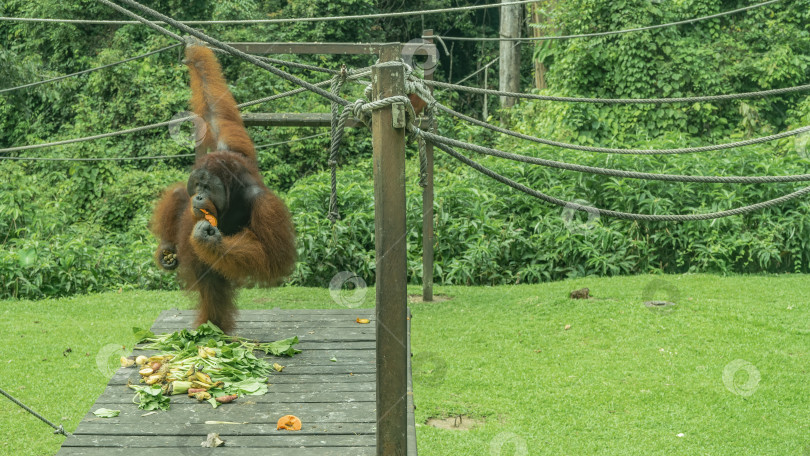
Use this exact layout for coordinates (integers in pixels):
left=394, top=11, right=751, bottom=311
left=499, top=0, right=522, bottom=108
left=532, top=3, right=547, bottom=90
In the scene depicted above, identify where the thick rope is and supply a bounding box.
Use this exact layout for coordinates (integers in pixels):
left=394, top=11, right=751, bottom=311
left=434, top=0, right=784, bottom=42
left=432, top=140, right=810, bottom=222
left=436, top=103, right=810, bottom=155
left=413, top=127, right=810, bottom=184
left=1, top=133, right=328, bottom=162
left=418, top=132, right=429, bottom=188
left=0, top=70, right=371, bottom=155
left=424, top=80, right=810, bottom=104
left=0, top=386, right=71, bottom=437
left=0, top=154, right=194, bottom=162
left=0, top=43, right=181, bottom=95
left=98, top=0, right=349, bottom=106
left=328, top=69, right=349, bottom=222
left=3, top=1, right=536, bottom=25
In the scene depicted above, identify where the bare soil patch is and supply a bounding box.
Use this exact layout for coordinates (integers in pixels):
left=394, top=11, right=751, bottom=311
left=425, top=415, right=484, bottom=430
left=408, top=294, right=453, bottom=303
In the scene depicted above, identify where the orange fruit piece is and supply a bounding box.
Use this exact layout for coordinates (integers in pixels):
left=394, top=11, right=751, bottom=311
left=199, top=208, right=218, bottom=227
left=356, top=318, right=370, bottom=324
left=277, top=414, right=302, bottom=431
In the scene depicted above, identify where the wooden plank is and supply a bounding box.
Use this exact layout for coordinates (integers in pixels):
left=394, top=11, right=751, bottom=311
left=61, top=307, right=416, bottom=454
left=101, top=381, right=374, bottom=395
left=63, top=434, right=375, bottom=448
left=76, top=402, right=375, bottom=424
left=142, top=328, right=375, bottom=343
left=73, top=422, right=374, bottom=436
left=228, top=42, right=383, bottom=55
left=124, top=341, right=375, bottom=351
left=93, top=389, right=374, bottom=404
left=153, top=316, right=374, bottom=326
left=226, top=41, right=434, bottom=58
left=241, top=112, right=363, bottom=128
left=372, top=44, right=410, bottom=456
left=147, top=320, right=373, bottom=330
left=109, top=373, right=375, bottom=386
left=153, top=309, right=373, bottom=321
left=59, top=448, right=374, bottom=456
left=156, top=308, right=373, bottom=315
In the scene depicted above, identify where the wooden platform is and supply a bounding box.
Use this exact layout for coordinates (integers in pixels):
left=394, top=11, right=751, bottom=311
left=58, top=308, right=417, bottom=455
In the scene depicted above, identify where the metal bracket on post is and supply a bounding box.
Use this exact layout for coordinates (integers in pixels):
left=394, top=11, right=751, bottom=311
left=392, top=102, right=407, bottom=129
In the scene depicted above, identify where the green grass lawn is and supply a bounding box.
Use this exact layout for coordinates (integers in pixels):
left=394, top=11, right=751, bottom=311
left=1, top=274, right=808, bottom=455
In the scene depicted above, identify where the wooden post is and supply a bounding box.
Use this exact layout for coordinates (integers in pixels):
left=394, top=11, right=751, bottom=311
left=372, top=43, right=408, bottom=456
left=531, top=3, right=547, bottom=90
left=422, top=29, right=435, bottom=303
left=483, top=67, right=489, bottom=120
left=499, top=0, right=522, bottom=108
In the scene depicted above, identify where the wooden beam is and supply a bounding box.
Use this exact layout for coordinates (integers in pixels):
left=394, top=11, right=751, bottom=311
left=241, top=112, right=362, bottom=128
left=372, top=43, right=409, bottom=456
left=228, top=42, right=382, bottom=55
left=227, top=42, right=436, bottom=57
left=421, top=29, right=435, bottom=303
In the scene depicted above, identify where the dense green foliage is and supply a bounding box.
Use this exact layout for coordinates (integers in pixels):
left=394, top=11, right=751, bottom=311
left=1, top=0, right=810, bottom=298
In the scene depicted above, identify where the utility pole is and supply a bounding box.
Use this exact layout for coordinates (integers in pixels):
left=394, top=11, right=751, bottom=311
left=499, top=0, right=522, bottom=108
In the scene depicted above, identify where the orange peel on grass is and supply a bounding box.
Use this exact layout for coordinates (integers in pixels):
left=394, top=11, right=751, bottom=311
left=277, top=415, right=302, bottom=431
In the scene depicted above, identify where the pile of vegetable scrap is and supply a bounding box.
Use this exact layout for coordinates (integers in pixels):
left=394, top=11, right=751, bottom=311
left=120, top=322, right=300, bottom=410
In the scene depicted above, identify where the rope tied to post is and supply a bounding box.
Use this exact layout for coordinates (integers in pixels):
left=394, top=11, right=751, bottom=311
left=328, top=66, right=349, bottom=223
left=403, top=72, right=437, bottom=187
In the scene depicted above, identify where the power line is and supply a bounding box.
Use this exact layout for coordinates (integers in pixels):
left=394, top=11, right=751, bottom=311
left=433, top=0, right=784, bottom=42
left=0, top=1, right=535, bottom=25
left=0, top=43, right=181, bottom=95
